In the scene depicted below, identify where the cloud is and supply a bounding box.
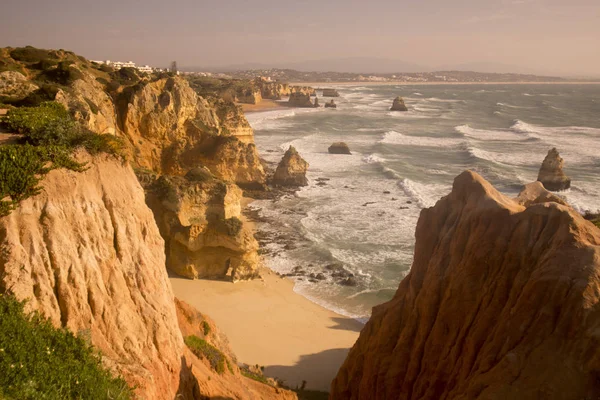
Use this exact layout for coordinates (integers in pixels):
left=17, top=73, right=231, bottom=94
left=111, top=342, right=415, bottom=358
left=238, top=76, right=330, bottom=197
left=462, top=13, right=510, bottom=24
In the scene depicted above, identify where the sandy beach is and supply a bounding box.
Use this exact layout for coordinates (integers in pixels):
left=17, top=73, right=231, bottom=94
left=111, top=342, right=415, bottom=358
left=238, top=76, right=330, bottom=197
left=170, top=269, right=362, bottom=392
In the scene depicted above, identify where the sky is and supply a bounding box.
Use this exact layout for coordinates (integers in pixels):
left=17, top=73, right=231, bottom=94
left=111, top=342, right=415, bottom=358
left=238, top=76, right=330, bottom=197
left=1, top=0, right=599, bottom=76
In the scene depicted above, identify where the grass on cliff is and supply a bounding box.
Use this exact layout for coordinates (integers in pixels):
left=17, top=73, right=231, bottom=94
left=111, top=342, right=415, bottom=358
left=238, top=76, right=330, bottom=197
left=0, top=144, right=86, bottom=217
left=184, top=335, right=230, bottom=375
left=0, top=293, right=133, bottom=399
left=0, top=102, right=124, bottom=217
left=3, top=101, right=123, bottom=156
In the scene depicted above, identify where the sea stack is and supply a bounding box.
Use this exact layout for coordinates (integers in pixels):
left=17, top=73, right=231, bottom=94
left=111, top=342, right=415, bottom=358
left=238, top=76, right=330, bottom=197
left=322, top=88, right=340, bottom=97
left=328, top=142, right=351, bottom=155
left=272, top=146, right=309, bottom=187
left=390, top=96, right=408, bottom=111
left=313, top=96, right=320, bottom=108
left=331, top=171, right=600, bottom=400
left=325, top=100, right=337, bottom=108
left=537, top=147, right=571, bottom=191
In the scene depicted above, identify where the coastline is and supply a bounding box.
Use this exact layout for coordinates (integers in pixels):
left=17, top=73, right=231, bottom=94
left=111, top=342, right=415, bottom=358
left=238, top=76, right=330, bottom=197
left=169, top=197, right=362, bottom=392
left=290, top=80, right=600, bottom=87
left=169, top=268, right=362, bottom=392
left=239, top=99, right=288, bottom=113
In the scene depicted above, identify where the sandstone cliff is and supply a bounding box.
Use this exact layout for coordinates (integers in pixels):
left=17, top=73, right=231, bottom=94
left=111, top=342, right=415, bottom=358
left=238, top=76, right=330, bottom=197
left=119, top=76, right=266, bottom=187
left=289, top=92, right=317, bottom=108
left=54, top=70, right=118, bottom=135
left=331, top=171, right=600, bottom=400
left=141, top=168, right=260, bottom=281
left=0, top=151, right=294, bottom=399
left=0, top=151, right=184, bottom=399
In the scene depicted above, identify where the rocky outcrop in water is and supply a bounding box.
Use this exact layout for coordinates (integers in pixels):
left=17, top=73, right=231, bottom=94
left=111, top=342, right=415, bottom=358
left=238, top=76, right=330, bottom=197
left=141, top=168, right=260, bottom=281
left=328, top=142, right=351, bottom=155
left=0, top=152, right=184, bottom=399
left=322, top=88, right=340, bottom=97
left=390, top=96, right=408, bottom=111
left=325, top=100, right=337, bottom=108
left=331, top=170, right=600, bottom=400
left=273, top=146, right=309, bottom=187
left=537, top=147, right=571, bottom=191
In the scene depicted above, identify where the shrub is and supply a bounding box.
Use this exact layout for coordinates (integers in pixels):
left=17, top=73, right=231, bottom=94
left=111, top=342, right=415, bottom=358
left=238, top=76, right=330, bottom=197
left=68, top=131, right=124, bottom=158
left=0, top=144, right=86, bottom=217
left=184, top=335, right=227, bottom=374
left=43, top=61, right=84, bottom=85
left=32, top=59, right=58, bottom=71
left=111, top=67, right=139, bottom=85
left=240, top=368, right=269, bottom=385
left=0, top=293, right=132, bottom=399
left=4, top=101, right=71, bottom=139
left=9, top=47, right=55, bottom=63
left=201, top=320, right=211, bottom=336
left=213, top=216, right=243, bottom=237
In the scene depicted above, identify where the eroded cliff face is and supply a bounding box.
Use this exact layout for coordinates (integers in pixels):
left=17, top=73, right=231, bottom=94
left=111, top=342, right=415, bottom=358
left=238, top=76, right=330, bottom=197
left=141, top=168, right=260, bottom=281
left=119, top=76, right=265, bottom=187
left=0, top=152, right=184, bottom=399
left=55, top=71, right=118, bottom=135
left=331, top=171, right=600, bottom=400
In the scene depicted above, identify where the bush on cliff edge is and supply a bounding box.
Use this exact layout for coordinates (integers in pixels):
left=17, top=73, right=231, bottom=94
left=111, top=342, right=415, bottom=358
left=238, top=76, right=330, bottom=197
left=0, top=293, right=133, bottom=399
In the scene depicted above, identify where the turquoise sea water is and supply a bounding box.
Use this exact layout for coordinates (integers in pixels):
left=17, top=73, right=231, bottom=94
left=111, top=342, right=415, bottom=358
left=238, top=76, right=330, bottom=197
left=246, top=84, right=600, bottom=319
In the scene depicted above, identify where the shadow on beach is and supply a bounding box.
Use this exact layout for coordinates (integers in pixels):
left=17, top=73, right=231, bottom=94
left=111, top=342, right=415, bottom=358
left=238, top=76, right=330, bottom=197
left=264, top=348, right=352, bottom=392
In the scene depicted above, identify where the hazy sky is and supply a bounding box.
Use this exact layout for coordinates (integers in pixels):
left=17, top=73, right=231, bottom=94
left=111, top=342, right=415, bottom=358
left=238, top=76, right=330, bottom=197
left=2, top=0, right=599, bottom=76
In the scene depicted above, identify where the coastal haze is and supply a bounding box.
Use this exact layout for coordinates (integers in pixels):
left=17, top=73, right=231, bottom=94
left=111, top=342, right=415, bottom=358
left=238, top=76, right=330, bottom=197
left=2, top=0, right=600, bottom=77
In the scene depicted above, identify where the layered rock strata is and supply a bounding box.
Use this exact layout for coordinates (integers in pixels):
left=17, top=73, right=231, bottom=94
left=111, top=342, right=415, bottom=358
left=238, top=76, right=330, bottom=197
left=331, top=170, right=600, bottom=400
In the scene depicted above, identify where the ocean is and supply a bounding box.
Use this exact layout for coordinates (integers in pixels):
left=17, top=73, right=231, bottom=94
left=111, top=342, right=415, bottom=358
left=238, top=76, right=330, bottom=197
left=245, top=84, right=600, bottom=320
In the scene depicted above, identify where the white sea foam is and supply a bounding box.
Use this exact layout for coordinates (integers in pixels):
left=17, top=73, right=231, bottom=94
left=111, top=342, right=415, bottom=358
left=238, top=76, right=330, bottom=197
left=398, top=178, right=449, bottom=209
left=380, top=130, right=463, bottom=147
left=363, top=154, right=386, bottom=164
left=455, top=124, right=530, bottom=141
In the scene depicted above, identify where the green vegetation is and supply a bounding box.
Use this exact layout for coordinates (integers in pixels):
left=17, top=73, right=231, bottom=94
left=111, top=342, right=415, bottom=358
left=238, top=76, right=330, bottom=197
left=184, top=335, right=228, bottom=374
left=0, top=293, right=133, bottom=399
left=214, top=216, right=243, bottom=236
left=0, top=144, right=86, bottom=217
left=9, top=47, right=56, bottom=64
left=240, top=368, right=270, bottom=385
left=201, top=320, right=211, bottom=336
left=4, top=101, right=123, bottom=156
left=43, top=61, right=84, bottom=85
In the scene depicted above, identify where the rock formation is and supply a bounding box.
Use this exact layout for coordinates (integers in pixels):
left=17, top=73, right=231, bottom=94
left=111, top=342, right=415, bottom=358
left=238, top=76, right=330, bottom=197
left=54, top=72, right=118, bottom=135
left=288, top=92, right=316, bottom=108
left=390, top=96, right=408, bottom=111
left=237, top=87, right=263, bottom=104
left=0, top=71, right=39, bottom=102
left=273, top=146, right=309, bottom=187
left=537, top=147, right=571, bottom=191
left=258, top=81, right=291, bottom=100
left=322, top=88, right=340, bottom=97
left=119, top=77, right=266, bottom=187
left=328, top=142, right=351, bottom=155
left=325, top=100, right=337, bottom=108
left=314, top=96, right=320, bottom=107
left=0, top=151, right=184, bottom=399
left=331, top=170, right=600, bottom=400
left=141, top=169, right=260, bottom=281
